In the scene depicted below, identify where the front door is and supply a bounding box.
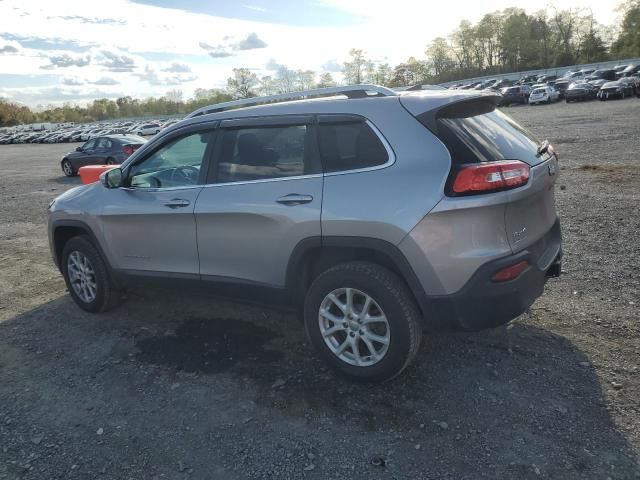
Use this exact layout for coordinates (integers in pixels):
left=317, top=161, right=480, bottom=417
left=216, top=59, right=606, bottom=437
left=195, top=117, right=322, bottom=287
left=99, top=128, right=215, bottom=275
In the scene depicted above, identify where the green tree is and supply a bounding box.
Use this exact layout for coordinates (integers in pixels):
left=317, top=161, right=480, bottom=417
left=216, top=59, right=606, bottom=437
left=611, top=0, right=640, bottom=57
left=343, top=49, right=369, bottom=84
left=317, top=72, right=336, bottom=88
left=426, top=37, right=454, bottom=78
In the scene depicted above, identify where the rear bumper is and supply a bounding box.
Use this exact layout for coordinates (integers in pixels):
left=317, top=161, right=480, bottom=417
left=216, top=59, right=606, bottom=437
left=425, top=219, right=562, bottom=332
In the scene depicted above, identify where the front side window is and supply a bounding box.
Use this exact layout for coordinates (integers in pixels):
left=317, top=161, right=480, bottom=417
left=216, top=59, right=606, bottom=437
left=82, top=139, right=96, bottom=151
left=128, top=131, right=212, bottom=188
left=215, top=125, right=315, bottom=183
left=317, top=121, right=388, bottom=173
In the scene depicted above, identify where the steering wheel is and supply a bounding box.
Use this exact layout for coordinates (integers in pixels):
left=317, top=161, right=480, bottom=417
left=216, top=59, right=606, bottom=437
left=169, top=165, right=199, bottom=185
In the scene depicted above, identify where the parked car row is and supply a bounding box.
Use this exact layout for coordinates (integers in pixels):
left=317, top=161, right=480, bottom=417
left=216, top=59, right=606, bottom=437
left=0, top=118, right=181, bottom=145
left=497, top=70, right=639, bottom=106
left=448, top=63, right=640, bottom=107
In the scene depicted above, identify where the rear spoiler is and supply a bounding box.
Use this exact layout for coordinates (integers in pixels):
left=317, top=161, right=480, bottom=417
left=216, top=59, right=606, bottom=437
left=400, top=91, right=502, bottom=133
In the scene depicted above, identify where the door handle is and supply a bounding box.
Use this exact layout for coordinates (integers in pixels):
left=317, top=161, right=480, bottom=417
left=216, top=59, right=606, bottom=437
left=164, top=198, right=191, bottom=209
left=276, top=194, right=313, bottom=206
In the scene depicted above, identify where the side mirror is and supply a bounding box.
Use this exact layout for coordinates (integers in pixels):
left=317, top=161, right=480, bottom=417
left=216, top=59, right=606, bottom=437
left=76, top=146, right=83, bottom=152
left=101, top=168, right=124, bottom=189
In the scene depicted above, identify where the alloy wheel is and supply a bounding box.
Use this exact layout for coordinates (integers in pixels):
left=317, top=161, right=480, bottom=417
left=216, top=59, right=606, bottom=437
left=67, top=251, right=97, bottom=303
left=318, top=288, right=390, bottom=367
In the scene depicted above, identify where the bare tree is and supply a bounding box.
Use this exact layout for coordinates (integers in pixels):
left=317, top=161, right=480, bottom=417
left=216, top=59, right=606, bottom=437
left=258, top=76, right=276, bottom=96
left=226, top=68, right=258, bottom=99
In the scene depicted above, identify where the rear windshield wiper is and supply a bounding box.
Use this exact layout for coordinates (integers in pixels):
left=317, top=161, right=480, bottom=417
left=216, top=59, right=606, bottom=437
left=536, top=140, right=550, bottom=157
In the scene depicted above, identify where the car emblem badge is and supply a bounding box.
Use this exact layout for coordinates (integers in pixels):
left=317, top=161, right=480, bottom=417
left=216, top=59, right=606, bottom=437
left=513, top=226, right=527, bottom=243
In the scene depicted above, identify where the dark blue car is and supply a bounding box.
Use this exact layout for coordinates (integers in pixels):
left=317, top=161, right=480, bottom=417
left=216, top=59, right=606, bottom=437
left=61, top=135, right=146, bottom=177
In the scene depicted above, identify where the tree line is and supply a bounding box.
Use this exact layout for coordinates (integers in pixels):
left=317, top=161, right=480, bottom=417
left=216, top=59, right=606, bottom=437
left=1, top=1, right=638, bottom=127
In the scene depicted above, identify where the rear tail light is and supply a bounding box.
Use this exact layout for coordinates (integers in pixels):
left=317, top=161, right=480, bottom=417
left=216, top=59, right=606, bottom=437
left=492, top=260, right=529, bottom=282
left=451, top=160, right=530, bottom=195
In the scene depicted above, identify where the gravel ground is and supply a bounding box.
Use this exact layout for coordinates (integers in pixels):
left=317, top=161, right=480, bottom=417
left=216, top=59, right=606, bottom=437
left=0, top=98, right=639, bottom=480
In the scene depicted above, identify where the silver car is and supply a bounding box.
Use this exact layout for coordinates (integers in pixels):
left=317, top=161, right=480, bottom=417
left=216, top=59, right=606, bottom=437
left=48, top=85, right=562, bottom=382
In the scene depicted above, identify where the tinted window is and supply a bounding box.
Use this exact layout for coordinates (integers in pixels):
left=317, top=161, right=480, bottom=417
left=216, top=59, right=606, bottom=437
left=215, top=125, right=316, bottom=183
left=505, top=87, right=520, bottom=94
left=435, top=101, right=541, bottom=165
left=129, top=131, right=212, bottom=188
left=317, top=121, right=388, bottom=173
left=96, top=138, right=112, bottom=149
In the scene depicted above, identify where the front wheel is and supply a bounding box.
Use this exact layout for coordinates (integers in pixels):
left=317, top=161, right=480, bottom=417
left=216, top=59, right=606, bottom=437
left=61, top=236, right=119, bottom=313
left=61, top=159, right=75, bottom=177
left=304, top=262, right=422, bottom=382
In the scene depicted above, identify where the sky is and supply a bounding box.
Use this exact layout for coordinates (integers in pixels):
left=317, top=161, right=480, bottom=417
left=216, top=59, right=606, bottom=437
left=0, top=0, right=622, bottom=108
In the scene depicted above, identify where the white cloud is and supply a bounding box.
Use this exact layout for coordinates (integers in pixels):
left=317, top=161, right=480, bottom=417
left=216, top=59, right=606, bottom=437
left=0, top=0, right=620, bottom=107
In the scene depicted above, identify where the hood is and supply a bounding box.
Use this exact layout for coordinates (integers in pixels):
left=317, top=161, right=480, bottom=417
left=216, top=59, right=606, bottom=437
left=51, top=182, right=100, bottom=208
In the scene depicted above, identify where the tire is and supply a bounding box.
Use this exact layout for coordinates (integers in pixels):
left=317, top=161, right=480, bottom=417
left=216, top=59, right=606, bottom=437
left=61, top=159, right=75, bottom=177
left=61, top=236, right=119, bottom=313
left=303, top=261, right=422, bottom=383
left=105, top=157, right=117, bottom=165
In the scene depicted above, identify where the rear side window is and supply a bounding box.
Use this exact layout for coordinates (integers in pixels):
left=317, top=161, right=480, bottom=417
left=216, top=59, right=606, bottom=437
left=317, top=119, right=388, bottom=172
left=434, top=100, right=541, bottom=165
left=215, top=125, right=318, bottom=183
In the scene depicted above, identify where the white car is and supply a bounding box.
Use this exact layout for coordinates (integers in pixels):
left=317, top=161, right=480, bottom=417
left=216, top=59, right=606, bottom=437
left=135, top=123, right=162, bottom=136
left=529, top=86, right=560, bottom=105
left=562, top=71, right=586, bottom=82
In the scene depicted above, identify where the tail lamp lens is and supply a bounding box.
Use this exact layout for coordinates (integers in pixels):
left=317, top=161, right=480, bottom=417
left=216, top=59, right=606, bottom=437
left=123, top=146, right=134, bottom=156
left=452, top=160, right=530, bottom=195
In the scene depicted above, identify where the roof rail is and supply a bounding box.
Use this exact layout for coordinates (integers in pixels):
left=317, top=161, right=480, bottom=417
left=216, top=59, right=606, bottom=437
left=187, top=84, right=397, bottom=118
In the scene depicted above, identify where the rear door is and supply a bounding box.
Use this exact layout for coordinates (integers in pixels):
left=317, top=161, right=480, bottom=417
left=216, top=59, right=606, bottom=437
left=195, top=115, right=322, bottom=286
left=94, top=137, right=112, bottom=164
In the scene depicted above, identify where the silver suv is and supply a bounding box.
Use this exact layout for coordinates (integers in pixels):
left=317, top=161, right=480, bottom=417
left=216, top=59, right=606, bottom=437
left=48, top=85, right=562, bottom=382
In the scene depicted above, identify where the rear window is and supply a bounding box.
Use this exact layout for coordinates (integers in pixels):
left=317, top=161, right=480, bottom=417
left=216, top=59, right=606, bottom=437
left=505, top=87, right=520, bottom=94
left=532, top=88, right=545, bottom=94
left=434, top=100, right=541, bottom=165
left=317, top=120, right=388, bottom=172
left=214, top=124, right=319, bottom=183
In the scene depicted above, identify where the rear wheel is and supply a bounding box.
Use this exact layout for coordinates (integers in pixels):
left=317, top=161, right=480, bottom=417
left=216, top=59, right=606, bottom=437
left=106, top=157, right=117, bottom=165
left=61, top=159, right=75, bottom=177
left=61, top=236, right=119, bottom=313
left=304, top=262, right=422, bottom=382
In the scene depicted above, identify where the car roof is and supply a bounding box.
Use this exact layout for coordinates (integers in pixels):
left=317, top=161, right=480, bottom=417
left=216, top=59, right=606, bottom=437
left=174, top=89, right=499, bottom=132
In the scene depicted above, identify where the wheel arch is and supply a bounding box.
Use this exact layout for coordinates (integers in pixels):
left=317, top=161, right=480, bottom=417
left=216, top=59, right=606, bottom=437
left=286, top=237, right=428, bottom=316
left=52, top=220, right=112, bottom=275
